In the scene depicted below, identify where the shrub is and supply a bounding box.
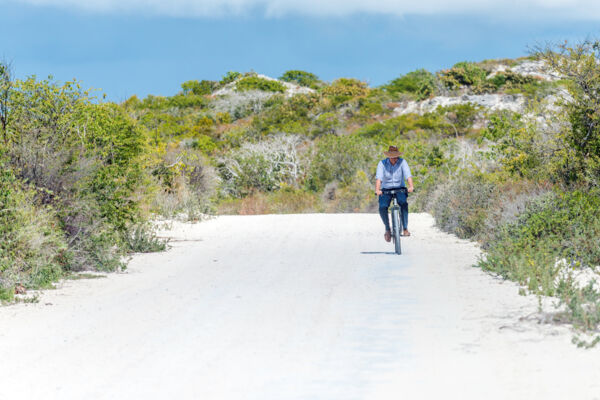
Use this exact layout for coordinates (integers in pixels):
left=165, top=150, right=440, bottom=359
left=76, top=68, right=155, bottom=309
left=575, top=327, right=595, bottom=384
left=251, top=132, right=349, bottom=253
left=439, top=62, right=488, bottom=90
left=181, top=80, right=219, bottom=96
left=503, top=80, right=556, bottom=99
left=167, top=93, right=208, bottom=109
left=218, top=185, right=320, bottom=214
left=279, top=70, right=321, bottom=89
left=357, top=113, right=447, bottom=140
left=431, top=172, right=499, bottom=239
left=306, top=134, right=377, bottom=191
left=326, top=170, right=376, bottom=212
left=211, top=90, right=275, bottom=120
left=0, top=161, right=67, bottom=296
left=124, top=223, right=168, bottom=253
left=8, top=77, right=152, bottom=272
left=192, top=115, right=215, bottom=137
left=352, top=98, right=389, bottom=123
left=321, top=78, right=368, bottom=107
left=536, top=40, right=600, bottom=187
left=382, top=69, right=436, bottom=100
left=485, top=190, right=600, bottom=271
left=235, top=77, right=286, bottom=93
left=478, top=189, right=600, bottom=335
left=434, top=103, right=482, bottom=137
left=219, top=135, right=304, bottom=197
left=481, top=111, right=549, bottom=179
left=251, top=93, right=318, bottom=136
left=189, top=134, right=218, bottom=154
left=77, top=103, right=147, bottom=231
left=490, top=70, right=536, bottom=89
left=311, top=112, right=341, bottom=137
left=151, top=144, right=218, bottom=219
left=139, top=95, right=170, bottom=110
left=220, top=71, right=241, bottom=86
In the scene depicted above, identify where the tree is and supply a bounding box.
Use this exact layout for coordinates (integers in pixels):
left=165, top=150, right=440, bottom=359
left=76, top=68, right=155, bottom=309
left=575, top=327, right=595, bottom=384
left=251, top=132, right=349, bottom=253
left=536, top=40, right=600, bottom=186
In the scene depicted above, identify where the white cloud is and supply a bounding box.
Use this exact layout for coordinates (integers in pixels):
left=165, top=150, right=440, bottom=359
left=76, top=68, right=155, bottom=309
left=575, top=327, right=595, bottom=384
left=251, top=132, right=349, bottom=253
left=8, top=0, right=600, bottom=19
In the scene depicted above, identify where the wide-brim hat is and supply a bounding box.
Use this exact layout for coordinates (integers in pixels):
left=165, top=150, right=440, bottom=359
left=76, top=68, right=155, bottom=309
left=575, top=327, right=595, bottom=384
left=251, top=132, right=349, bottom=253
left=384, top=145, right=401, bottom=158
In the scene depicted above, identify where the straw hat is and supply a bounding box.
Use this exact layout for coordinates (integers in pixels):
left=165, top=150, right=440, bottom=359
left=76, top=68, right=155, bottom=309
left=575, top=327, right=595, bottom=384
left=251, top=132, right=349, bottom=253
left=384, top=145, right=401, bottom=158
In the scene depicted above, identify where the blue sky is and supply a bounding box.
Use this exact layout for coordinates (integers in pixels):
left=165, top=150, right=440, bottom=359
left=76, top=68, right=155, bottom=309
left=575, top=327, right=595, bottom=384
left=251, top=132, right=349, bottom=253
left=1, top=0, right=599, bottom=102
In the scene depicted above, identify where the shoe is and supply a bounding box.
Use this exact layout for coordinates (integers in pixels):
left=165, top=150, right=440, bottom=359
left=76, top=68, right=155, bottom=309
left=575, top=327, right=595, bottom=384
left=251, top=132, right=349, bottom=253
left=403, top=230, right=411, bottom=237
left=384, top=230, right=391, bottom=242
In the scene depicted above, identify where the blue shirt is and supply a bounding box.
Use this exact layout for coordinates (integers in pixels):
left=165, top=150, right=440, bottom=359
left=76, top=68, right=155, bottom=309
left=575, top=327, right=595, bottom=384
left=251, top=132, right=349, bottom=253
left=376, top=158, right=412, bottom=189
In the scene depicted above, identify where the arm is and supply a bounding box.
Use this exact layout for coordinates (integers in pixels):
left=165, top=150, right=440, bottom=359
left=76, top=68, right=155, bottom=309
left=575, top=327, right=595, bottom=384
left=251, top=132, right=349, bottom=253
left=407, top=177, right=414, bottom=193
left=375, top=161, right=384, bottom=195
left=402, top=160, right=414, bottom=193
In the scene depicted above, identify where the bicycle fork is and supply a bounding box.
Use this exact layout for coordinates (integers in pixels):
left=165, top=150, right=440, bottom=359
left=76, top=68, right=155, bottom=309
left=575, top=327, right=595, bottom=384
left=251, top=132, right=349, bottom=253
left=390, top=198, right=403, bottom=254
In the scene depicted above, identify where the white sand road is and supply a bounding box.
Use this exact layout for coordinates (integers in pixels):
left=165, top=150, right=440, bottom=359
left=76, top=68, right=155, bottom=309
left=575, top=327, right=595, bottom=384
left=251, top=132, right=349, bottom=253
left=1, top=213, right=600, bottom=399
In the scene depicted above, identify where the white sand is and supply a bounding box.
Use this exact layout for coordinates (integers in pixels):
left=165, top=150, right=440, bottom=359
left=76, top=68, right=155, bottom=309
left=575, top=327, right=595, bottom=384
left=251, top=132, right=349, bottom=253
left=1, top=213, right=599, bottom=399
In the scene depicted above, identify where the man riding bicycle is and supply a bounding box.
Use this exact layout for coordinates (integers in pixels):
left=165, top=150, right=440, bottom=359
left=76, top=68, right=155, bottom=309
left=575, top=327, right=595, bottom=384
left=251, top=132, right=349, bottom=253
left=375, top=146, right=414, bottom=242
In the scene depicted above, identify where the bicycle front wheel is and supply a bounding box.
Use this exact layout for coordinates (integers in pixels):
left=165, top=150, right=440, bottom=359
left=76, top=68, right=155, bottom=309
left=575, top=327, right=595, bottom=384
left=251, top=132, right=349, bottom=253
left=391, top=208, right=401, bottom=255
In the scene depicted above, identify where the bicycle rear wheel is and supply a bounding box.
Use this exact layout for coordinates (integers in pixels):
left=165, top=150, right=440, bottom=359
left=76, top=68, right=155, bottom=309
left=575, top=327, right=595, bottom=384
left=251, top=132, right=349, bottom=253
left=391, top=208, right=401, bottom=255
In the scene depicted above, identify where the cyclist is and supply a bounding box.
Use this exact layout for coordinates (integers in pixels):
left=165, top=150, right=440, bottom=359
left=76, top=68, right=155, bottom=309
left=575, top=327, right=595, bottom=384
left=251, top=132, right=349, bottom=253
left=375, top=145, right=414, bottom=242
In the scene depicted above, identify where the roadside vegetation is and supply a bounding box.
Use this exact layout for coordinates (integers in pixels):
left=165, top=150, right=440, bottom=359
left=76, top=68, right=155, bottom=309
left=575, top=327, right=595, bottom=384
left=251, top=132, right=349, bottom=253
left=2, top=40, right=600, bottom=344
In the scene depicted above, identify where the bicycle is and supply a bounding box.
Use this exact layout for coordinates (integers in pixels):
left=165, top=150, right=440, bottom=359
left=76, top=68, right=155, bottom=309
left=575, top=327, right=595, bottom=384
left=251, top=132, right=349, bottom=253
left=380, top=187, right=408, bottom=255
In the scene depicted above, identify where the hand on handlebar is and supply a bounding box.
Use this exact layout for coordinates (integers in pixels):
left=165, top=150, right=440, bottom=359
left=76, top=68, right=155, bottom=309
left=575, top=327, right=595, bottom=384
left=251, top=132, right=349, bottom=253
left=375, top=189, right=382, bottom=196
left=408, top=187, right=414, bottom=193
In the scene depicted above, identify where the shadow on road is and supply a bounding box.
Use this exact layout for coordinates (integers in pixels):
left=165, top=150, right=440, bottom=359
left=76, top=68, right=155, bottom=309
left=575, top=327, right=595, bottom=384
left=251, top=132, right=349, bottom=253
left=360, top=251, right=397, bottom=255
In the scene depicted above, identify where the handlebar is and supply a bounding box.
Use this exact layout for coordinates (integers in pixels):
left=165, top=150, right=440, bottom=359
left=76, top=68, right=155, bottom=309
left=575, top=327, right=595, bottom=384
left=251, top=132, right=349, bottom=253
left=381, top=187, right=408, bottom=195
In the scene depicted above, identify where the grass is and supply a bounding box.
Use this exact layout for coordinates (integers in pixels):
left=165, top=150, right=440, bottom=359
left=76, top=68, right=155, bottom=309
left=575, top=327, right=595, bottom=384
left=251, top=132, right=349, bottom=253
left=66, top=273, right=107, bottom=280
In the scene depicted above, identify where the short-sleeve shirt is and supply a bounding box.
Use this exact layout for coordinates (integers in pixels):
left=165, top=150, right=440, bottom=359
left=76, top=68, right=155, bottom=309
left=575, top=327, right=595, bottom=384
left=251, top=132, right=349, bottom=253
left=376, top=158, right=412, bottom=189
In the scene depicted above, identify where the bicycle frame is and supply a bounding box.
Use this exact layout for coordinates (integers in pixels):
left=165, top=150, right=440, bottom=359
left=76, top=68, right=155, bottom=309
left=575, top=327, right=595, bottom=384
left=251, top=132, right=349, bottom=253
left=381, top=187, right=407, bottom=255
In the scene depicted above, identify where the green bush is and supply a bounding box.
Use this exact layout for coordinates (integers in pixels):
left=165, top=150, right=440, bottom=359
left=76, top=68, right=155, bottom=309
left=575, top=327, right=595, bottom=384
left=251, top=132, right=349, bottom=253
left=431, top=173, right=499, bottom=239
left=150, top=143, right=218, bottom=219
left=125, top=223, right=168, bottom=253
left=167, top=93, right=208, bottom=109
left=478, top=189, right=600, bottom=334
left=321, top=78, right=368, bottom=107
left=481, top=111, right=548, bottom=179
left=357, top=113, right=447, bottom=140
left=0, top=161, right=67, bottom=296
left=7, top=77, right=155, bottom=273
left=305, top=135, right=377, bottom=191
left=327, top=170, right=376, bottom=212
left=279, top=70, right=321, bottom=89
left=310, top=112, right=341, bottom=137
left=382, top=69, right=436, bottom=100
left=189, top=134, right=218, bottom=153
left=220, top=71, right=241, bottom=85
left=251, top=93, right=317, bottom=136
left=352, top=98, right=389, bottom=123
left=490, top=70, right=536, bottom=89
left=235, top=77, right=286, bottom=93
left=181, top=80, right=219, bottom=96
left=483, top=190, right=600, bottom=271
left=439, top=62, right=488, bottom=90
left=434, top=103, right=482, bottom=136
left=78, top=103, right=147, bottom=231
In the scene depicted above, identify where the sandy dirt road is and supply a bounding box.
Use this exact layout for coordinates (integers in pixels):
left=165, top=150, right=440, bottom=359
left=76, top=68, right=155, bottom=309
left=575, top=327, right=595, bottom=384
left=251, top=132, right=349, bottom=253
left=1, top=213, right=599, bottom=399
